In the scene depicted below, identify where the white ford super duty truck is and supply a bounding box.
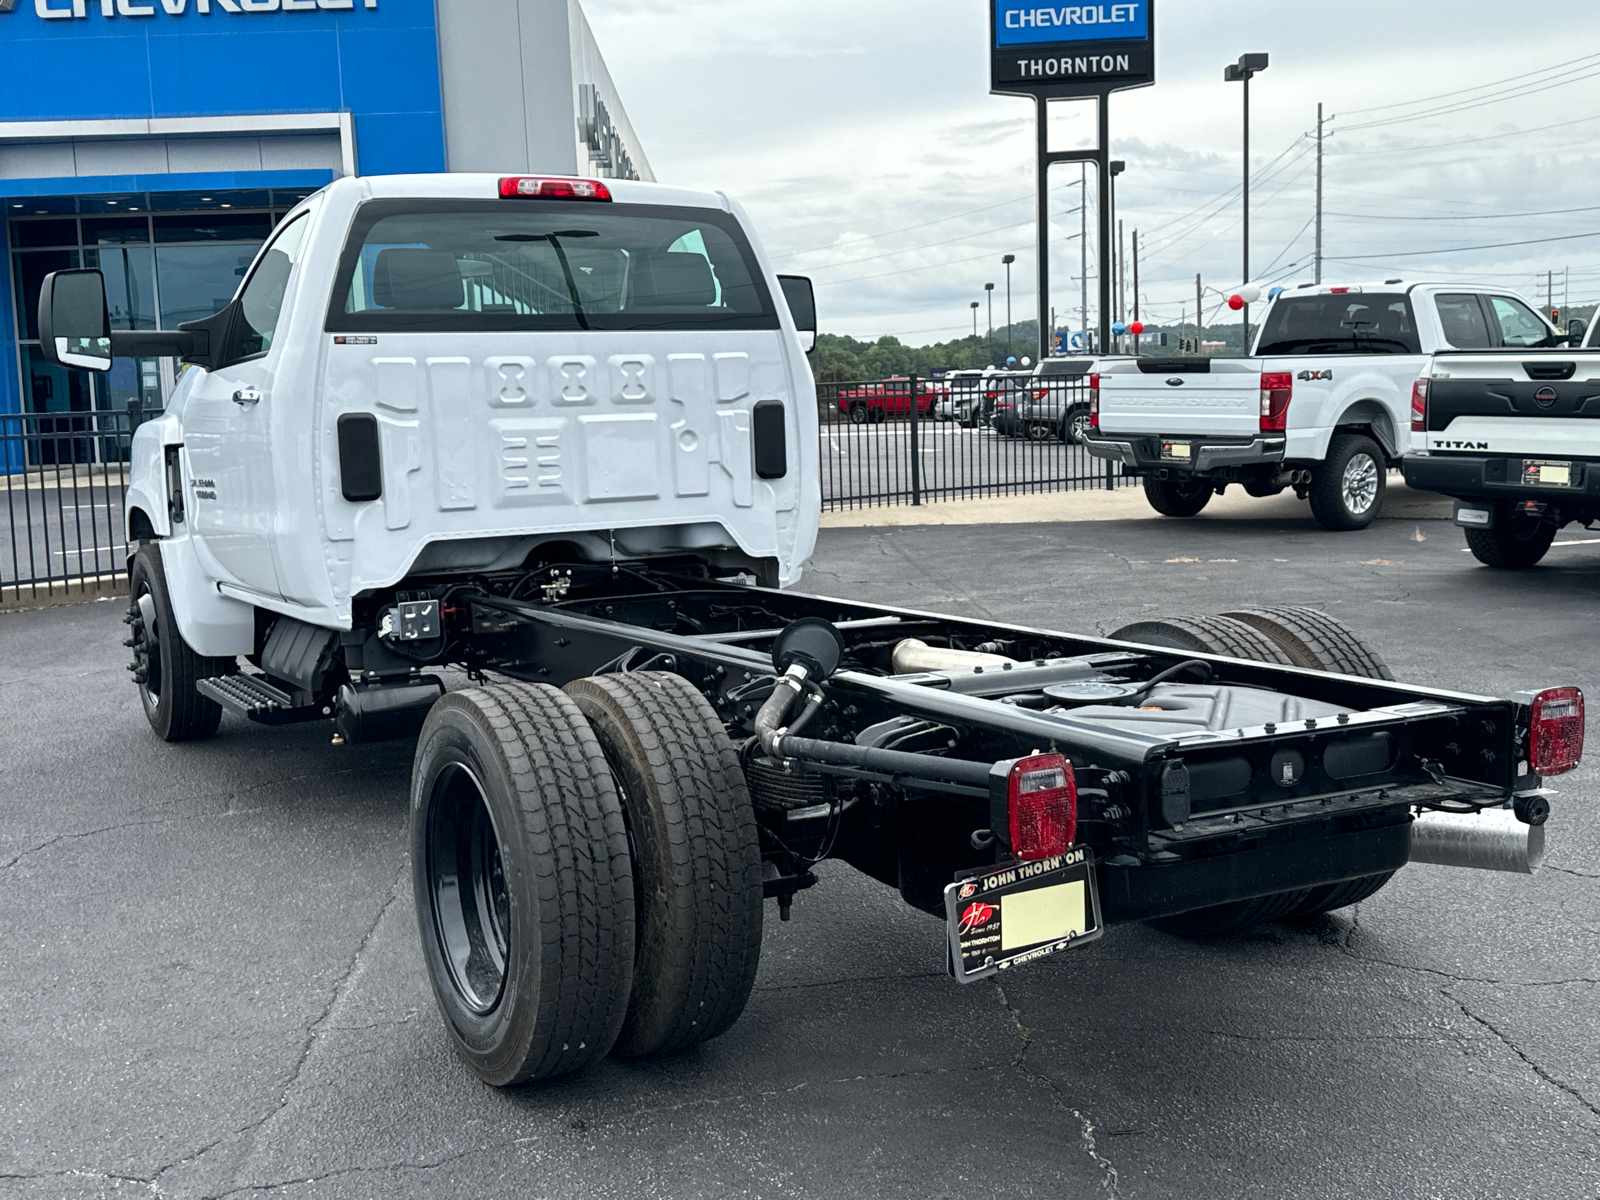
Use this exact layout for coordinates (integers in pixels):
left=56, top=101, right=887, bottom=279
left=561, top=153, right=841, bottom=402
left=1405, top=310, right=1600, bottom=566
left=38, top=178, right=1578, bottom=1090
left=1083, top=282, right=1569, bottom=529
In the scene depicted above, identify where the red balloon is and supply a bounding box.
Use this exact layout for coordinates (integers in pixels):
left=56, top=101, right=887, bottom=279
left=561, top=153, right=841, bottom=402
left=1129, top=321, right=1145, bottom=336
left=1227, top=294, right=1246, bottom=311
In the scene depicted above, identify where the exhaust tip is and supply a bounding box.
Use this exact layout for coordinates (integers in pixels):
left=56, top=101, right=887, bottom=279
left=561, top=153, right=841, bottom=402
left=1409, top=807, right=1546, bottom=875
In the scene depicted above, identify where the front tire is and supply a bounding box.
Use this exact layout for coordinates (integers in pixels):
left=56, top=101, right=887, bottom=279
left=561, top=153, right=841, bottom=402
left=128, top=542, right=229, bottom=742
left=564, top=673, right=763, bottom=1059
left=1465, top=504, right=1558, bottom=568
left=1142, top=476, right=1213, bottom=517
left=412, top=684, right=635, bottom=1086
left=1309, top=434, right=1386, bottom=530
left=847, top=404, right=868, bottom=425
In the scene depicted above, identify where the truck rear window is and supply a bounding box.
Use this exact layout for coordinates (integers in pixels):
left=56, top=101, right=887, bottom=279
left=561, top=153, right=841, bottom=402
left=1255, top=292, right=1420, bottom=356
left=326, top=200, right=779, bottom=333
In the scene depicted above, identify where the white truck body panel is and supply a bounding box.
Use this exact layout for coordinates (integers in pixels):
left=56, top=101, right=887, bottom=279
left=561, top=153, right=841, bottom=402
left=124, top=174, right=820, bottom=651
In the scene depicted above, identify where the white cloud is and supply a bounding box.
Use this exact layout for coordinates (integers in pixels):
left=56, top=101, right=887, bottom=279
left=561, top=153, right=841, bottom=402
left=587, top=0, right=1600, bottom=343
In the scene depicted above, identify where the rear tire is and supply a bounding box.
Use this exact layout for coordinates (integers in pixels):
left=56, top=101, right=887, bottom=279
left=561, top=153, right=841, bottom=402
left=564, top=672, right=763, bottom=1059
left=848, top=404, right=868, bottom=425
left=1149, top=889, right=1313, bottom=938
left=1465, top=505, right=1558, bottom=568
left=1108, top=614, right=1293, bottom=665
left=1064, top=406, right=1093, bottom=445
left=1219, top=606, right=1396, bottom=680
left=128, top=542, right=229, bottom=742
left=1142, top=476, right=1213, bottom=517
left=1285, top=871, right=1397, bottom=919
left=411, top=684, right=635, bottom=1086
left=1309, top=434, right=1386, bottom=530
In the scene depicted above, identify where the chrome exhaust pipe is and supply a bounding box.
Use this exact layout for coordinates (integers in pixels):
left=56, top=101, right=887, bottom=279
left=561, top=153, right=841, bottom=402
left=1409, top=808, right=1546, bottom=874
left=892, top=638, right=1018, bottom=674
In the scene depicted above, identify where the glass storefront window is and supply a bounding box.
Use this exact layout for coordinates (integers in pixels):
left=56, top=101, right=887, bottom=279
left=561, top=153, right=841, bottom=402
left=85, top=246, right=158, bottom=331
left=12, top=218, right=78, bottom=249
left=156, top=244, right=261, bottom=326
left=82, top=216, right=151, bottom=245
left=14, top=249, right=80, bottom=341
left=154, top=213, right=273, bottom=243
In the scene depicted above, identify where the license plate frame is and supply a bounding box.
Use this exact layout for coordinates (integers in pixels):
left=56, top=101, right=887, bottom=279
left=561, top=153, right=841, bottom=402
left=1523, top=459, right=1575, bottom=488
left=943, top=848, right=1103, bottom=984
left=1160, top=440, right=1193, bottom=462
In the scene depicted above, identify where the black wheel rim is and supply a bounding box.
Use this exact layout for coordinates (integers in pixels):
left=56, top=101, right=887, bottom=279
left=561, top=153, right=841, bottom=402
left=426, top=764, right=512, bottom=1015
left=133, top=585, right=162, bottom=711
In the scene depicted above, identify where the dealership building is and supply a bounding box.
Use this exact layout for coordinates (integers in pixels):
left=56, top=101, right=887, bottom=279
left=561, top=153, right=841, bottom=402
left=0, top=0, right=651, bottom=446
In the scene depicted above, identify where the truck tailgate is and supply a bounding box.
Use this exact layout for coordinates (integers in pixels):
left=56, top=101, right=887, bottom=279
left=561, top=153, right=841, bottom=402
left=1099, top=358, right=1261, bottom=436
left=1425, top=355, right=1600, bottom=457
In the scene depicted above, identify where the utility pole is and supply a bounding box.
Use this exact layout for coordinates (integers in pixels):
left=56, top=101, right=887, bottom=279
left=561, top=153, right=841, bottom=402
left=1315, top=102, right=1324, bottom=286
left=1549, top=270, right=1555, bottom=313
left=1196, top=273, right=1204, bottom=353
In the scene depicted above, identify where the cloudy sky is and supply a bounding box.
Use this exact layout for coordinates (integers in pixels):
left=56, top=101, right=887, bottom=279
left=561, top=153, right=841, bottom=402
left=586, top=1, right=1600, bottom=344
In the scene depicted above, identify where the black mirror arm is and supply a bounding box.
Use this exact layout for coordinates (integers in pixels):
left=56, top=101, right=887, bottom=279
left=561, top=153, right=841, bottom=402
left=110, top=329, right=209, bottom=360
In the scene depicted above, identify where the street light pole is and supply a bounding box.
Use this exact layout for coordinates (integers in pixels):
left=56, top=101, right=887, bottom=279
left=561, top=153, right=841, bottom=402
left=1002, top=254, right=1015, bottom=361
left=1226, top=53, right=1269, bottom=351
left=971, top=300, right=980, bottom=339
left=985, top=282, right=995, bottom=364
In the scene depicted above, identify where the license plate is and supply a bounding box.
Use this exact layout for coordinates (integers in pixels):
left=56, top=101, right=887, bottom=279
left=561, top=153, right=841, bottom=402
left=1523, top=459, right=1574, bottom=487
left=1160, top=440, right=1193, bottom=462
left=944, top=848, right=1102, bottom=983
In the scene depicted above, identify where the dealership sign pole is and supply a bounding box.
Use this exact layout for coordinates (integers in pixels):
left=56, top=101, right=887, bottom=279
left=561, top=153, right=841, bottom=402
left=990, top=1, right=1155, bottom=360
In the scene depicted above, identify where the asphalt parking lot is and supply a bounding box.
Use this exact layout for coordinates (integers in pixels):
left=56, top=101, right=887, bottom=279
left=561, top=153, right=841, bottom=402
left=3, top=506, right=1598, bottom=1200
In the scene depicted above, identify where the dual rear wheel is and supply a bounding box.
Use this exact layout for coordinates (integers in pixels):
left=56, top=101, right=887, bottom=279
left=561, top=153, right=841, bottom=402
left=411, top=672, right=762, bottom=1086
left=1109, top=607, right=1398, bottom=937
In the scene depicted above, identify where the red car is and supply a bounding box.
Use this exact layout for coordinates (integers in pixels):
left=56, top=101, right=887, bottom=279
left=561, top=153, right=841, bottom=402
left=836, top=377, right=940, bottom=424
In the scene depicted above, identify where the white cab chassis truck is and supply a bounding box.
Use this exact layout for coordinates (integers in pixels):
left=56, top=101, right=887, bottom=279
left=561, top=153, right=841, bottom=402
left=40, top=178, right=1581, bottom=1086
left=1085, top=282, right=1569, bottom=530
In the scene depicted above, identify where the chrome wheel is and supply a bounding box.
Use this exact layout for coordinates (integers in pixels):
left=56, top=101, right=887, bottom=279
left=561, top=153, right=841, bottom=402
left=1067, top=411, right=1092, bottom=444
left=1342, top=452, right=1380, bottom=516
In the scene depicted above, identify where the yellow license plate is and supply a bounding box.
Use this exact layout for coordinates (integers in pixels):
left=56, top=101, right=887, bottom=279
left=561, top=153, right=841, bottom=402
left=1161, top=441, right=1192, bottom=462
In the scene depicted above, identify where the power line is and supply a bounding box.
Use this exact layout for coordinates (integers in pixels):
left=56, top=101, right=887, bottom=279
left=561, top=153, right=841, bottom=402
left=1330, top=110, right=1600, bottom=157
left=1335, top=63, right=1600, bottom=133
left=772, top=193, right=1033, bottom=261
left=1332, top=229, right=1600, bottom=260
left=1338, top=50, right=1600, bottom=117
left=1326, top=203, right=1600, bottom=223
left=803, top=206, right=1082, bottom=273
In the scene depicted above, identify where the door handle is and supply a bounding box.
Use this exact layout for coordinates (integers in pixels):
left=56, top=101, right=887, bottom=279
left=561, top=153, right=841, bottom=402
left=232, top=388, right=262, bottom=407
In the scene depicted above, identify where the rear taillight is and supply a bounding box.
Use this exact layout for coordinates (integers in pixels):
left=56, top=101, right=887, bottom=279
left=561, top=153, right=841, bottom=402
left=1008, top=754, right=1078, bottom=860
left=1411, top=378, right=1429, bottom=433
left=1088, top=374, right=1101, bottom=429
left=1033, top=388, right=1047, bottom=400
left=1531, top=687, right=1585, bottom=776
left=499, top=176, right=613, bottom=200
left=1260, top=372, right=1292, bottom=431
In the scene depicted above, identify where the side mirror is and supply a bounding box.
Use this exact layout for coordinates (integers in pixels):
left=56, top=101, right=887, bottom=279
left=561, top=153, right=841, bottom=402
left=39, top=269, right=112, bottom=372
left=1569, top=319, right=1587, bottom=346
left=777, top=274, right=817, bottom=354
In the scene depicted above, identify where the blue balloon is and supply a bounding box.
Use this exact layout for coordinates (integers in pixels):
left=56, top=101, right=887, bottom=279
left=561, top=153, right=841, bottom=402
left=1268, top=286, right=1285, bottom=300
left=1006, top=356, right=1017, bottom=364
left=1112, top=322, right=1127, bottom=335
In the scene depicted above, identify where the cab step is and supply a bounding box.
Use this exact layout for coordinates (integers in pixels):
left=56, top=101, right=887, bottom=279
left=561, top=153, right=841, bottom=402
left=197, top=673, right=327, bottom=726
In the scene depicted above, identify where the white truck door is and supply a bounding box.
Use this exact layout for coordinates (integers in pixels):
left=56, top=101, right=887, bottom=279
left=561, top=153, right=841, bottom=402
left=183, top=213, right=311, bottom=598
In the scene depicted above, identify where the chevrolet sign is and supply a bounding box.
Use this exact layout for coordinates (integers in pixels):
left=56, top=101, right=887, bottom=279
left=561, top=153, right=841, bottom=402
left=31, top=0, right=374, bottom=16
left=991, top=0, right=1155, bottom=99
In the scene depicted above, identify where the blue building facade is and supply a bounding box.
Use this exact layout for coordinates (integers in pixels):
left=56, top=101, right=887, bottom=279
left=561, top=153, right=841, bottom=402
left=0, top=0, right=649, bottom=461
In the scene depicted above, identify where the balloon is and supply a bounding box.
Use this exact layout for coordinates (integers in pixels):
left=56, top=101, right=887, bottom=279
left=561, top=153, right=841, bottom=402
left=1129, top=321, right=1145, bottom=336
left=1238, top=285, right=1262, bottom=304
left=1112, top=322, right=1127, bottom=335
left=1021, top=356, right=1032, bottom=367
left=1227, top=294, right=1246, bottom=311
left=1267, top=287, right=1285, bottom=300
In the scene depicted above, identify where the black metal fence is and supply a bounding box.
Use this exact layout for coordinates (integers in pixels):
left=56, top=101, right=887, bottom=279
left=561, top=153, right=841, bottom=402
left=817, top=375, right=1133, bottom=510
left=2, top=408, right=137, bottom=601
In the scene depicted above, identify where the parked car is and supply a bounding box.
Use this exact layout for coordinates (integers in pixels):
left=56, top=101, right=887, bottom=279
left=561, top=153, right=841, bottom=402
left=1084, top=281, right=1567, bottom=529
left=837, top=376, right=939, bottom=424
left=984, top=372, right=1038, bottom=436
left=1015, top=357, right=1098, bottom=442
left=936, top=368, right=990, bottom=425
